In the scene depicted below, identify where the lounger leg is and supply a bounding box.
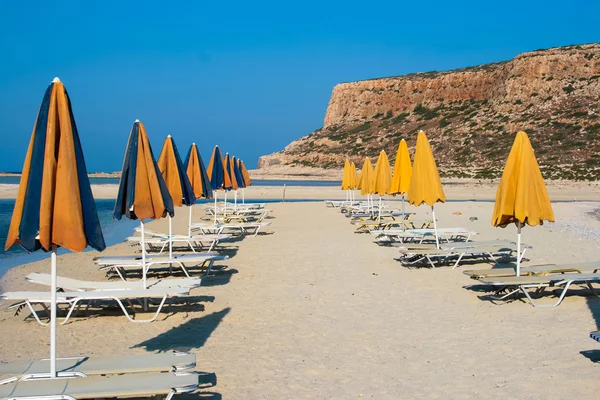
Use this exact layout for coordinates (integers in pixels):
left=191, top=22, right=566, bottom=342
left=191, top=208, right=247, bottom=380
left=24, top=301, right=49, bottom=326
left=452, top=253, right=466, bottom=269
left=175, top=261, right=191, bottom=278
left=490, top=286, right=521, bottom=301
left=520, top=283, right=570, bottom=308
left=114, top=266, right=126, bottom=281
left=204, top=259, right=216, bottom=276
left=114, top=295, right=169, bottom=323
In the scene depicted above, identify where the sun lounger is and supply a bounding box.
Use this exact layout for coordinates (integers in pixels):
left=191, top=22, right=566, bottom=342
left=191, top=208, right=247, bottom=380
left=0, top=350, right=195, bottom=383
left=129, top=229, right=232, bottom=253
left=374, top=227, right=477, bottom=243
left=192, top=221, right=271, bottom=236
left=475, top=273, right=600, bottom=307
left=25, top=273, right=202, bottom=291
left=591, top=331, right=600, bottom=343
left=398, top=240, right=528, bottom=269
left=94, top=253, right=228, bottom=280
left=1, top=287, right=189, bottom=325
left=463, top=261, right=600, bottom=279
left=325, top=200, right=359, bottom=208
left=0, top=370, right=198, bottom=400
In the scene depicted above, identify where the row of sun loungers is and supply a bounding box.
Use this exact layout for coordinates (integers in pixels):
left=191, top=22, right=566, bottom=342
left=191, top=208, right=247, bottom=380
left=0, top=202, right=274, bottom=399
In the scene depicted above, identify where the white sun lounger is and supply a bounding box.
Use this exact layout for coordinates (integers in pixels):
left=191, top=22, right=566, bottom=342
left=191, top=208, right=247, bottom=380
left=398, top=240, right=529, bottom=269
left=25, top=273, right=202, bottom=291
left=129, top=229, right=232, bottom=253
left=324, top=200, right=360, bottom=208
left=0, top=371, right=198, bottom=400
left=1, top=288, right=189, bottom=325
left=374, top=227, right=477, bottom=243
left=192, top=221, right=271, bottom=236
left=94, top=253, right=228, bottom=280
left=463, top=260, right=600, bottom=279
left=0, top=350, right=195, bottom=383
left=476, top=273, right=600, bottom=307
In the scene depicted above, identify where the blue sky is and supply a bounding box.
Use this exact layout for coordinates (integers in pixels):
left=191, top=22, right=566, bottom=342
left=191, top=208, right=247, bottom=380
left=0, top=1, right=598, bottom=171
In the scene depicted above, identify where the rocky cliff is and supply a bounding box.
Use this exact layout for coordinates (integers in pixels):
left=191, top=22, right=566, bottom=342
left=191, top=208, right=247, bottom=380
left=258, top=43, right=600, bottom=179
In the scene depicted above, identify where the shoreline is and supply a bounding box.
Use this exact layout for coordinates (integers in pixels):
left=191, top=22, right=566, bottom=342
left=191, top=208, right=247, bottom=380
left=0, top=180, right=598, bottom=201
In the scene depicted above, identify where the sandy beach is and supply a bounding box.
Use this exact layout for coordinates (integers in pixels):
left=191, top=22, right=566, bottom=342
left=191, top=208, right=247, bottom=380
left=0, top=193, right=599, bottom=398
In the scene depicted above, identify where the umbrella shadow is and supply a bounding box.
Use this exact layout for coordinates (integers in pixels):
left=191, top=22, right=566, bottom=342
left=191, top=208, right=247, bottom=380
left=580, top=350, right=600, bottom=363
left=132, top=307, right=231, bottom=352
left=202, top=267, right=238, bottom=287
left=587, top=297, right=600, bottom=329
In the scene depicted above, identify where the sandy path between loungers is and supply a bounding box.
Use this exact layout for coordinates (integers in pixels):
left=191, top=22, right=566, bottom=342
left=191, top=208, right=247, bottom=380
left=0, top=200, right=599, bottom=398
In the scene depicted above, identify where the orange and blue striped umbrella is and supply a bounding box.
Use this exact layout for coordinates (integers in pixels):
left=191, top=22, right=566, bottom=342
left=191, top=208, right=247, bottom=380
left=240, top=160, right=252, bottom=186
left=184, top=143, right=212, bottom=199
left=113, top=120, right=174, bottom=221
left=207, top=145, right=232, bottom=191
left=157, top=135, right=195, bottom=207
left=224, top=153, right=239, bottom=191
left=233, top=157, right=246, bottom=188
left=6, top=78, right=105, bottom=253
left=5, top=77, right=105, bottom=378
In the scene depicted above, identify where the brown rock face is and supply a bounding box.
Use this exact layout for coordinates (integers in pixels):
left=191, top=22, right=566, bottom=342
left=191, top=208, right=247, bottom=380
left=259, top=43, right=600, bottom=180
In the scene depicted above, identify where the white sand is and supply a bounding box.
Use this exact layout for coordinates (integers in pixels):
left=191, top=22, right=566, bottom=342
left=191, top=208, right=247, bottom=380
left=0, top=198, right=599, bottom=398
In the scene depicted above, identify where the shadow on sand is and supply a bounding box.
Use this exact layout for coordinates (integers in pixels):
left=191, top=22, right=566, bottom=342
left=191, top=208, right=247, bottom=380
left=132, top=307, right=231, bottom=352
left=202, top=267, right=238, bottom=287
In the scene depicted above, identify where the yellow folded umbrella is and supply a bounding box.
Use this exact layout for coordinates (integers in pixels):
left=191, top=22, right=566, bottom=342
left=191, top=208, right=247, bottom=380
left=350, top=162, right=359, bottom=190
left=359, top=157, right=375, bottom=195
left=390, top=139, right=412, bottom=195
left=341, top=159, right=352, bottom=202
left=408, top=131, right=445, bottom=247
left=492, top=131, right=554, bottom=275
left=341, top=159, right=351, bottom=190
left=390, top=139, right=413, bottom=225
left=373, top=151, right=392, bottom=220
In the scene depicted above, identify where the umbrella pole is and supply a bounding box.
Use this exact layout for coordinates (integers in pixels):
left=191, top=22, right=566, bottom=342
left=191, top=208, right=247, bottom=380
left=224, top=192, right=227, bottom=218
left=242, top=188, right=245, bottom=204
left=141, top=221, right=147, bottom=289
left=378, top=196, right=382, bottom=221
left=431, top=205, right=440, bottom=249
left=50, top=244, right=57, bottom=378
left=401, top=194, right=406, bottom=231
left=517, top=222, right=522, bottom=276
left=188, top=206, right=193, bottom=237
left=213, top=191, right=218, bottom=225
left=234, top=190, right=238, bottom=212
left=168, top=215, right=173, bottom=261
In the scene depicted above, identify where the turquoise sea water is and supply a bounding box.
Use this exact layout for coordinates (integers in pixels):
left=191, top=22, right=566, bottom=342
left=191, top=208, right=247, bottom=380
left=0, top=176, right=342, bottom=187
left=0, top=199, right=137, bottom=279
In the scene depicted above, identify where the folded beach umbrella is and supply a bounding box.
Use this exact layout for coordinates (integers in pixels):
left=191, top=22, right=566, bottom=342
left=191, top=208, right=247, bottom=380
left=113, top=119, right=174, bottom=287
left=185, top=143, right=212, bottom=198
left=239, top=159, right=251, bottom=203
left=408, top=131, right=446, bottom=248
left=341, top=159, right=352, bottom=201
left=5, top=77, right=106, bottom=377
left=359, top=157, right=375, bottom=212
left=207, top=145, right=232, bottom=222
left=373, top=150, right=392, bottom=220
left=389, top=139, right=413, bottom=224
left=350, top=161, right=359, bottom=201
left=235, top=158, right=246, bottom=188
left=157, top=135, right=196, bottom=259
left=184, top=143, right=212, bottom=235
left=492, top=131, right=554, bottom=275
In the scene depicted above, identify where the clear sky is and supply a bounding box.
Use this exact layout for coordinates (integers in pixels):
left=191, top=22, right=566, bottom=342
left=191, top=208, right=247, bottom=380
left=0, top=1, right=598, bottom=171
